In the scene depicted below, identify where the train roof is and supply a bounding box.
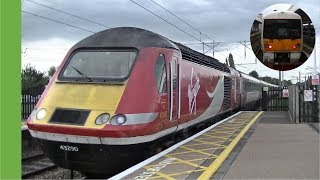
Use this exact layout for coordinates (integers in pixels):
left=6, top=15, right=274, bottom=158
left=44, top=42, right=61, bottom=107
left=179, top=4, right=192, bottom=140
left=173, top=42, right=230, bottom=73
left=72, top=27, right=179, bottom=50
left=238, top=71, right=277, bottom=87
left=263, top=11, right=301, bottom=20
left=240, top=72, right=261, bottom=83
left=260, top=80, right=278, bottom=87
left=261, top=81, right=279, bottom=87
left=72, top=27, right=230, bottom=73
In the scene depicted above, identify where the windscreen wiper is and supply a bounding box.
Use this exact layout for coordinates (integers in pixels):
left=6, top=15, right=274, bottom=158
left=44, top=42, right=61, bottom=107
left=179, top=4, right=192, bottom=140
left=72, top=66, right=93, bottom=82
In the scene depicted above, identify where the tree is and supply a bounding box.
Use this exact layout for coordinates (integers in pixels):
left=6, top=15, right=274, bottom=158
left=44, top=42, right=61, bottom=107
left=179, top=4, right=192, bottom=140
left=22, top=64, right=48, bottom=96
left=260, top=76, right=292, bottom=86
left=249, top=70, right=259, bottom=79
left=48, top=66, right=56, bottom=77
left=283, top=80, right=292, bottom=86
left=228, top=53, right=235, bottom=69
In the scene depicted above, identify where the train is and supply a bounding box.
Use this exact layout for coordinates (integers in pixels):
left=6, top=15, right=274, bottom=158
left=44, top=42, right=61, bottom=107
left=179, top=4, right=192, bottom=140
left=27, top=27, right=277, bottom=175
left=262, top=11, right=303, bottom=70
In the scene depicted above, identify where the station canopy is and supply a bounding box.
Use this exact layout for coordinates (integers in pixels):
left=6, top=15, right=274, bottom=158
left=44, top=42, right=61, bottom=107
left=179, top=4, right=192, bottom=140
left=287, top=5, right=312, bottom=25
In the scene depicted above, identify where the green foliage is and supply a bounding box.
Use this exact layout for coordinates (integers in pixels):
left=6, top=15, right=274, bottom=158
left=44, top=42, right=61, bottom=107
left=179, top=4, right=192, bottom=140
left=249, top=70, right=259, bottom=79
left=282, top=79, right=292, bottom=86
left=48, top=66, right=56, bottom=77
left=21, top=64, right=48, bottom=96
left=260, top=76, right=292, bottom=86
left=249, top=70, right=292, bottom=86
left=228, top=53, right=235, bottom=69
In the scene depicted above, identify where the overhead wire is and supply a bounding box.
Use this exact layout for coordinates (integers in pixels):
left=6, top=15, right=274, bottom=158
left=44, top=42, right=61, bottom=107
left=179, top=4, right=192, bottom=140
left=25, top=0, right=241, bottom=61
left=148, top=0, right=215, bottom=42
left=147, top=0, right=251, bottom=60
left=25, top=0, right=112, bottom=29
left=23, top=0, right=258, bottom=68
left=147, top=0, right=232, bottom=59
left=22, top=10, right=96, bottom=34
left=129, top=0, right=201, bottom=42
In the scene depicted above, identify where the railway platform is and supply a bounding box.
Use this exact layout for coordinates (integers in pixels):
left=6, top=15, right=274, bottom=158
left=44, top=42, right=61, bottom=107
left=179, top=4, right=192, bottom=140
left=110, top=111, right=319, bottom=179
left=224, top=111, right=319, bottom=179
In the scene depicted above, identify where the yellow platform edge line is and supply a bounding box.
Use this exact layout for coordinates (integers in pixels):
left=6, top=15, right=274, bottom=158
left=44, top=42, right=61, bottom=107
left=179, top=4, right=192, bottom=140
left=197, top=111, right=263, bottom=180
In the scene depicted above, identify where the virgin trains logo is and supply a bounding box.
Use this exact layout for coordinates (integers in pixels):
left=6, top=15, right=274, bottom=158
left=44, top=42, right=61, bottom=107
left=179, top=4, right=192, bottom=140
left=188, top=68, right=200, bottom=115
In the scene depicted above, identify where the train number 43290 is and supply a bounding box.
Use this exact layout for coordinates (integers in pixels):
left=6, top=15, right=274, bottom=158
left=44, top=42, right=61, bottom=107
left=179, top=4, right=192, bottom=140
left=60, top=145, right=79, bottom=152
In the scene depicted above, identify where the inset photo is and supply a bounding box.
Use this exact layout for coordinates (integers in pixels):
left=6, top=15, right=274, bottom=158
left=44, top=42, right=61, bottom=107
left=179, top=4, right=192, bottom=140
left=250, top=4, right=315, bottom=71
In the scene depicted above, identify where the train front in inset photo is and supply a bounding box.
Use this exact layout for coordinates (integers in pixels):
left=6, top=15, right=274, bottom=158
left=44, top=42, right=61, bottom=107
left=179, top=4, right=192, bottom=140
left=250, top=4, right=315, bottom=71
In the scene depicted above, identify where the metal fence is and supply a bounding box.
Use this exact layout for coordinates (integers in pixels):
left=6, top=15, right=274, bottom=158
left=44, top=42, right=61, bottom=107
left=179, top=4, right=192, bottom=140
left=288, top=84, right=319, bottom=123
left=21, top=87, right=44, bottom=120
left=288, top=85, right=299, bottom=122
left=262, top=86, right=289, bottom=111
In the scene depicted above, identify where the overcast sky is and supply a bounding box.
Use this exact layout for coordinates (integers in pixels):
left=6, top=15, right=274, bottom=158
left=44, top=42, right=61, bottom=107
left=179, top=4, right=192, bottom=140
left=22, top=0, right=320, bottom=83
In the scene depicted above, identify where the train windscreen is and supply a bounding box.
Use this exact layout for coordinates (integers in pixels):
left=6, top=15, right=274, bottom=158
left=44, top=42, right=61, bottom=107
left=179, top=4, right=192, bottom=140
left=263, top=19, right=301, bottom=39
left=60, top=50, right=137, bottom=81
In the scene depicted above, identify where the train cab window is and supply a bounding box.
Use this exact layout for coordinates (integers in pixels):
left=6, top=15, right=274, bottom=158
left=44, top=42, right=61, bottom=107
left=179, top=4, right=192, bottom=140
left=155, top=54, right=167, bottom=93
left=60, top=50, right=137, bottom=82
left=263, top=19, right=301, bottom=39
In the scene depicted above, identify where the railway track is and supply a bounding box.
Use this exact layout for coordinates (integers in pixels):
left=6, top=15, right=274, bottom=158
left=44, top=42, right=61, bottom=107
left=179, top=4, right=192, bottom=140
left=22, top=153, right=57, bottom=179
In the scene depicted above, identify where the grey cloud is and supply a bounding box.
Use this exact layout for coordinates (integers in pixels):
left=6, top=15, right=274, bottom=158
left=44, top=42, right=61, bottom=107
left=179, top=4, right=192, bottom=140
left=22, top=0, right=320, bottom=80
left=23, top=0, right=310, bottom=44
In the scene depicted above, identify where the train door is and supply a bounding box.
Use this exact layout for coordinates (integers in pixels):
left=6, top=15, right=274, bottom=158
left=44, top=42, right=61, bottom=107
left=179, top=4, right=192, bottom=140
left=155, top=54, right=172, bottom=131
left=169, top=56, right=180, bottom=122
left=232, top=75, right=236, bottom=108
left=156, top=54, right=170, bottom=128
left=236, top=76, right=241, bottom=108
left=168, top=56, right=180, bottom=128
left=157, top=53, right=180, bottom=131
left=240, top=77, right=245, bottom=107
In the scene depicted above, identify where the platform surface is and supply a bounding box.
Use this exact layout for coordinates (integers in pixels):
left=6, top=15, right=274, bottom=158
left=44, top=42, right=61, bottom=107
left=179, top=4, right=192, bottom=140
left=224, top=111, right=320, bottom=179
left=111, top=111, right=262, bottom=180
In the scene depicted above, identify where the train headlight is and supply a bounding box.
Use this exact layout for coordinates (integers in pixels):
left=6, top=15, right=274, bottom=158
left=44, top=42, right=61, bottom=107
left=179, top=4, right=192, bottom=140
left=264, top=44, right=272, bottom=49
left=36, top=108, right=46, bottom=120
left=110, top=114, right=127, bottom=125
left=95, top=113, right=110, bottom=125
left=30, top=108, right=37, bottom=120
left=293, top=44, right=301, bottom=49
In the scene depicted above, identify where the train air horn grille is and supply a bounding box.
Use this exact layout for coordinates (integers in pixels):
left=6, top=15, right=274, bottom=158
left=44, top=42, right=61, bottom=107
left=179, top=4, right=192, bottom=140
left=49, top=109, right=90, bottom=126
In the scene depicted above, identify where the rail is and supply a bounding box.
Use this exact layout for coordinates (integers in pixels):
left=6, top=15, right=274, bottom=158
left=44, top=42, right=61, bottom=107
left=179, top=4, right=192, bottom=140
left=22, top=154, right=57, bottom=179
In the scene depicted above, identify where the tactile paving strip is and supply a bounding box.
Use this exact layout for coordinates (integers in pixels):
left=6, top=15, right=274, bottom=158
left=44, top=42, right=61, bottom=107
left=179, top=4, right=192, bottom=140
left=120, top=111, right=262, bottom=180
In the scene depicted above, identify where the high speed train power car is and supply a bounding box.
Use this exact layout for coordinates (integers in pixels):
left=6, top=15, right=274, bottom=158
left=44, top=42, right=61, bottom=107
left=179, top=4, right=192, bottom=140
left=27, top=27, right=276, bottom=175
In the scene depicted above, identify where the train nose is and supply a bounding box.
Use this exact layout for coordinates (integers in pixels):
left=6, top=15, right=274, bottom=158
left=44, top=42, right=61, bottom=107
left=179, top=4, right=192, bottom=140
left=28, top=83, right=127, bottom=128
left=40, top=83, right=124, bottom=111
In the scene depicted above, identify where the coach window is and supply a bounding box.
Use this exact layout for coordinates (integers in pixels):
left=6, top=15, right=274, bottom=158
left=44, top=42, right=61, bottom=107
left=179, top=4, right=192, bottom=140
left=155, top=54, right=167, bottom=93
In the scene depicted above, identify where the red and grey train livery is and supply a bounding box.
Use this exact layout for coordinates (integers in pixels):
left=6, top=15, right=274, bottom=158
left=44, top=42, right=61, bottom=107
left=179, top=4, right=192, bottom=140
left=27, top=27, right=276, bottom=175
